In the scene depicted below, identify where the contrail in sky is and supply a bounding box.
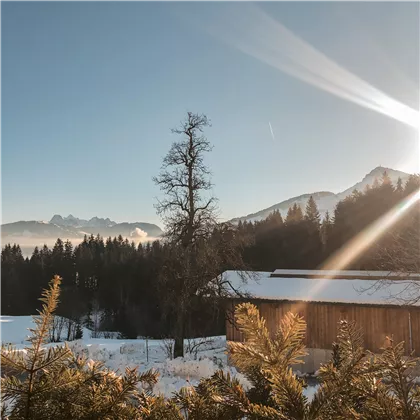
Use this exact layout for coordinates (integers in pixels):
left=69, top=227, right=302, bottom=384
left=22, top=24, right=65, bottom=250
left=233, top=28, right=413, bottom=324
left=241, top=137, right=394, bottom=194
left=268, top=121, right=275, bottom=140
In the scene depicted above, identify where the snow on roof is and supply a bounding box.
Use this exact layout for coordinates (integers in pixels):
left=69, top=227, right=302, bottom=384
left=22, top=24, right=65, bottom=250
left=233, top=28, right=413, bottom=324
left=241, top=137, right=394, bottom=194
left=223, top=270, right=420, bottom=306
left=271, top=269, right=420, bottom=280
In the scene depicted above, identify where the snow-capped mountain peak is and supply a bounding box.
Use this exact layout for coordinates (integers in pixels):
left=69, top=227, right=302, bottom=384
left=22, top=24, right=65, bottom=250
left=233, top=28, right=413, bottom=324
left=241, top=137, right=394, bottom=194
left=230, top=166, right=412, bottom=224
left=337, top=167, right=408, bottom=200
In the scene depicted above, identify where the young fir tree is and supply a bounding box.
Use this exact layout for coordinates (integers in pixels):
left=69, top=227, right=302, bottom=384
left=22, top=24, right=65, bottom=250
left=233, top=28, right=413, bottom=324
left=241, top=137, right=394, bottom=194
left=176, top=303, right=420, bottom=420
left=1, top=276, right=159, bottom=420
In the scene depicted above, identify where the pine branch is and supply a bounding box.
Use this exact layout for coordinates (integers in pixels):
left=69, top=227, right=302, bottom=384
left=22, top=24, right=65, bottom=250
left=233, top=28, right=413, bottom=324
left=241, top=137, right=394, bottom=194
left=24, top=275, right=62, bottom=418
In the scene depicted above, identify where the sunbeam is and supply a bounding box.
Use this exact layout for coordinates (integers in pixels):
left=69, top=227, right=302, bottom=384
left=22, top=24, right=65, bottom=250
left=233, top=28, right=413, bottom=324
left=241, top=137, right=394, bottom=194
left=297, top=188, right=420, bottom=304
left=200, top=4, right=419, bottom=129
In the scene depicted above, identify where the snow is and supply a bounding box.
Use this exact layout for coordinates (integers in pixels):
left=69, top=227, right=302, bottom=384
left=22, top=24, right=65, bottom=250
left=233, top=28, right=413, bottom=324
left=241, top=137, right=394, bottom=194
left=1, top=316, right=37, bottom=345
left=1, top=316, right=317, bottom=400
left=2, top=333, right=242, bottom=397
left=271, top=269, right=420, bottom=280
left=0, top=316, right=252, bottom=397
left=224, top=270, right=420, bottom=306
left=0, top=316, right=92, bottom=346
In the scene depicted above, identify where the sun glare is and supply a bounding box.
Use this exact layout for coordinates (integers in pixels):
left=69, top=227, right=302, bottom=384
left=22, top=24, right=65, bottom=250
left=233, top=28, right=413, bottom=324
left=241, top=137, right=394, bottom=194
left=202, top=4, right=420, bottom=131
left=294, top=189, right=420, bottom=304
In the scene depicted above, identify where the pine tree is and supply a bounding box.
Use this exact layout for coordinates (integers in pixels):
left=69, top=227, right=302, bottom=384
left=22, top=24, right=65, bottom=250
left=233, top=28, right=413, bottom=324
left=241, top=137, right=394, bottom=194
left=1, top=276, right=159, bottom=419
left=294, top=203, right=304, bottom=222
left=372, top=177, right=380, bottom=189
left=396, top=177, right=404, bottom=195
left=381, top=170, right=392, bottom=186
left=404, top=174, right=420, bottom=195
left=320, top=211, right=332, bottom=247
left=176, top=303, right=420, bottom=419
left=285, top=203, right=304, bottom=224
left=305, top=196, right=320, bottom=228
left=267, top=209, right=283, bottom=227
left=285, top=206, right=294, bottom=224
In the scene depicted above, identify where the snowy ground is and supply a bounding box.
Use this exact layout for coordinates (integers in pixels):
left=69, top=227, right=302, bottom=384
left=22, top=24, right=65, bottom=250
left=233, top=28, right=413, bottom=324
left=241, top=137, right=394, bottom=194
left=1, top=315, right=318, bottom=399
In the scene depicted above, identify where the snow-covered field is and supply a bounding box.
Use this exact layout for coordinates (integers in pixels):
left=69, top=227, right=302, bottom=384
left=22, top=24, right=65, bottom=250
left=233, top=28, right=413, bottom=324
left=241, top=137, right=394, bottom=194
left=1, top=315, right=318, bottom=399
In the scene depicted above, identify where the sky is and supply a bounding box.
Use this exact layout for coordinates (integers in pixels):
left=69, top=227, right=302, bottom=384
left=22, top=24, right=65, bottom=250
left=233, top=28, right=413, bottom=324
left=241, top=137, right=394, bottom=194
left=2, top=2, right=419, bottom=226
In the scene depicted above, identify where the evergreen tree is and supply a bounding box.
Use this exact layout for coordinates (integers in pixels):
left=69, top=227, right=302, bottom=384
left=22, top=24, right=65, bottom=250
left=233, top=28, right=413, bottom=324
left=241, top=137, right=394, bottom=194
left=294, top=203, right=304, bottom=222
left=395, top=177, right=404, bottom=195
left=372, top=177, right=380, bottom=189
left=176, top=303, right=420, bottom=419
left=1, top=277, right=159, bottom=419
left=267, top=209, right=283, bottom=227
left=404, top=174, right=420, bottom=195
left=285, top=203, right=303, bottom=224
left=381, top=170, right=392, bottom=186
left=320, top=210, right=332, bottom=247
left=304, top=196, right=320, bottom=228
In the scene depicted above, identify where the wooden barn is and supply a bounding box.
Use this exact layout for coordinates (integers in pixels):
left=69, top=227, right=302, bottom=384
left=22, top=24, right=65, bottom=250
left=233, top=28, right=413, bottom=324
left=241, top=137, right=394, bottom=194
left=224, top=269, right=420, bottom=372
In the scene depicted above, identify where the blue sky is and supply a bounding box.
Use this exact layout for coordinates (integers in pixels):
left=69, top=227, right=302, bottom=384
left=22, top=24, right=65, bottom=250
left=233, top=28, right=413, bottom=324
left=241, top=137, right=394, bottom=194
left=2, top=2, right=419, bottom=226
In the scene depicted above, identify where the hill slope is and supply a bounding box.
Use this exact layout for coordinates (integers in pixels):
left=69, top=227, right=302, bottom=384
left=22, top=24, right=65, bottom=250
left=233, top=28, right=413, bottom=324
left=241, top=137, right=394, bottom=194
left=230, top=166, right=411, bottom=223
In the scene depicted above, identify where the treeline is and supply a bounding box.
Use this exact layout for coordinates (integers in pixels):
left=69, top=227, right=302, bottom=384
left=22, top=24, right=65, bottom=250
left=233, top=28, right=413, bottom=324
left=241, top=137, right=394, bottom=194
left=1, top=224, right=245, bottom=340
left=240, top=171, right=420, bottom=272
left=1, top=234, right=223, bottom=339
left=3, top=110, right=420, bottom=343
left=2, top=171, right=419, bottom=339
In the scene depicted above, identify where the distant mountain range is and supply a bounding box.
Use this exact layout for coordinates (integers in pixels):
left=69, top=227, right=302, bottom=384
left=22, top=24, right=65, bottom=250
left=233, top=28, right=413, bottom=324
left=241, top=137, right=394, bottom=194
left=1, top=214, right=163, bottom=243
left=1, top=166, right=413, bottom=250
left=230, top=166, right=412, bottom=223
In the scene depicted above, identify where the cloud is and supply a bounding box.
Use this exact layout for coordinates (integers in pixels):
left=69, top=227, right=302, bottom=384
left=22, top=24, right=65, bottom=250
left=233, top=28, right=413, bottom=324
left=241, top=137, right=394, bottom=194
left=130, top=228, right=148, bottom=239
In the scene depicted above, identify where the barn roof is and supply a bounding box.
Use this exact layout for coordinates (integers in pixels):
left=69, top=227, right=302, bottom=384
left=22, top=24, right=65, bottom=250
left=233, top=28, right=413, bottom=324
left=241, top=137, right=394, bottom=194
left=223, top=270, right=420, bottom=306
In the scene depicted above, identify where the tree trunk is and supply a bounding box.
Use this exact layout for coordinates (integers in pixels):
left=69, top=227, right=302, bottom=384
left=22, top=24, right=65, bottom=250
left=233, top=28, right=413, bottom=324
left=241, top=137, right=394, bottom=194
left=174, top=336, right=183, bottom=359
left=173, top=312, right=185, bottom=358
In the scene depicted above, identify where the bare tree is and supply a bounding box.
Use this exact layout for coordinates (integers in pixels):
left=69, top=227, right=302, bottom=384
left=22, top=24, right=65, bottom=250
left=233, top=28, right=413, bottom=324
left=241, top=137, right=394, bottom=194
left=153, top=112, right=217, bottom=248
left=153, top=112, right=250, bottom=358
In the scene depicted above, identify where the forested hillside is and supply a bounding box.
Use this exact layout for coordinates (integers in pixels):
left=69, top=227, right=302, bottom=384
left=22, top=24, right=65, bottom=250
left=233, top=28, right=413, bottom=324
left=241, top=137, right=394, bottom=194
left=3, top=171, right=419, bottom=339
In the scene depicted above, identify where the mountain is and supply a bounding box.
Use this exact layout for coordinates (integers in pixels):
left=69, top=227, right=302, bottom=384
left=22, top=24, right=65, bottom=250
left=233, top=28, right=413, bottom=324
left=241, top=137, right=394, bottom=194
left=230, top=166, right=411, bottom=223
left=49, top=214, right=117, bottom=229
left=336, top=167, right=409, bottom=200
left=1, top=214, right=163, bottom=244
left=1, top=221, right=86, bottom=239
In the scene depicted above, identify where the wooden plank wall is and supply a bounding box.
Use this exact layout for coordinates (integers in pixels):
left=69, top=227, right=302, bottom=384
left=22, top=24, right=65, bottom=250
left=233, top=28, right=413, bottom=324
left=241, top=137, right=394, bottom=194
left=226, top=300, right=420, bottom=356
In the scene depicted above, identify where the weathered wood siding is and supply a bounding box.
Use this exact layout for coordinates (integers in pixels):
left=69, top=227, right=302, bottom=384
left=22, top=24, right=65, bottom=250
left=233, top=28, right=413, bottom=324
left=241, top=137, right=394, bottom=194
left=226, top=299, right=420, bottom=356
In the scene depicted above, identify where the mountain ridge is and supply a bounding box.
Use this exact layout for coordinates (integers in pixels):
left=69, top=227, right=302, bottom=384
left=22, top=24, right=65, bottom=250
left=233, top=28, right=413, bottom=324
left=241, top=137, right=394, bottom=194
left=229, top=166, right=412, bottom=223
left=1, top=215, right=163, bottom=242
left=1, top=166, right=413, bottom=242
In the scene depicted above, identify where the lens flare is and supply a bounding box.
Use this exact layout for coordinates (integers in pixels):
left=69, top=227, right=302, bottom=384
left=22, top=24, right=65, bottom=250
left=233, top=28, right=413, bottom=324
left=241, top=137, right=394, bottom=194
left=198, top=3, right=419, bottom=129
left=299, top=189, right=420, bottom=303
